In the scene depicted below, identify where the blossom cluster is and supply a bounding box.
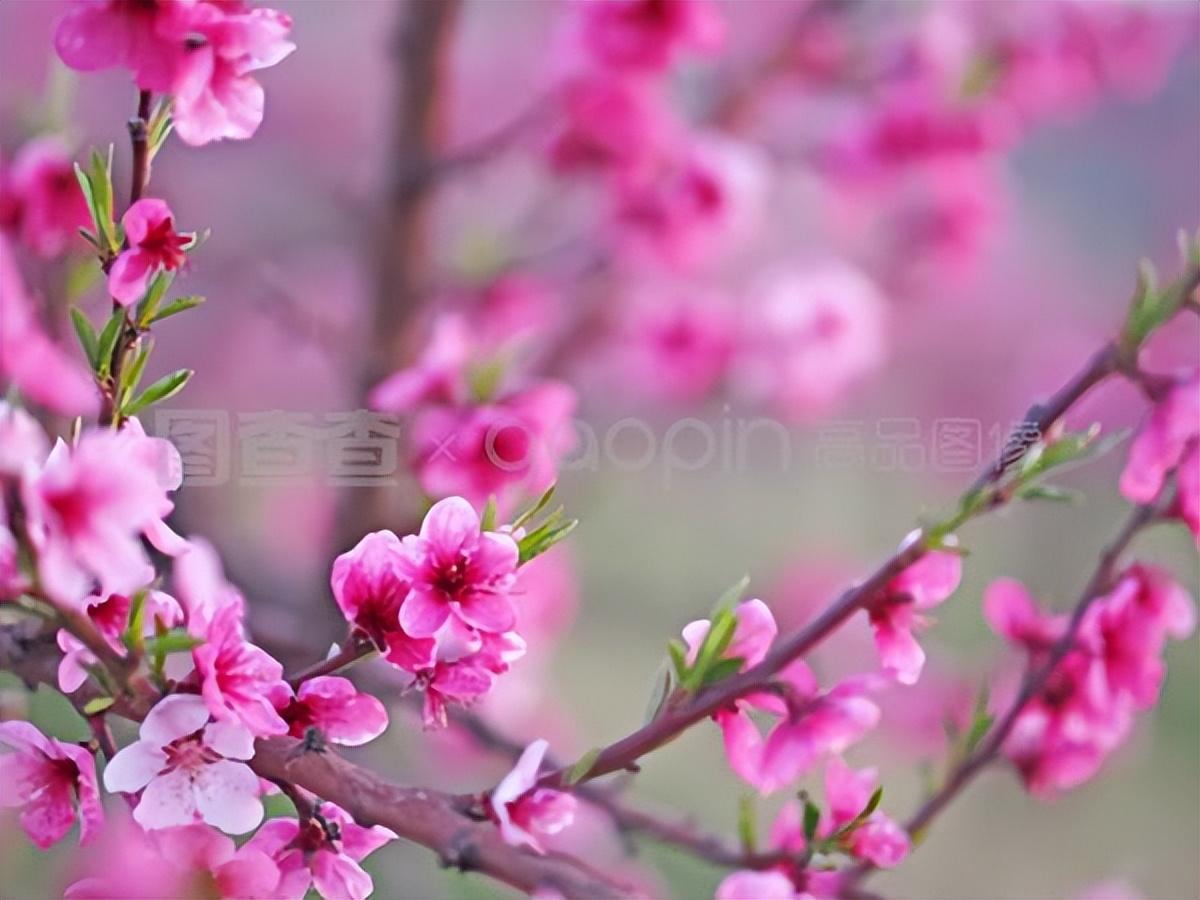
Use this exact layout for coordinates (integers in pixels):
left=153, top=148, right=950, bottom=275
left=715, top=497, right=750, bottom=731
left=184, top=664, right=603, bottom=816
left=55, top=0, right=295, bottom=146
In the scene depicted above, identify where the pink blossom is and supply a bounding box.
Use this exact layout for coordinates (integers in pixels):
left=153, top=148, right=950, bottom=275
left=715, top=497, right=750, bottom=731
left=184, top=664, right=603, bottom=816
left=330, top=529, right=438, bottom=670
left=108, top=198, right=190, bottom=306
left=368, top=314, right=471, bottom=413
left=243, top=802, right=396, bottom=900
left=547, top=71, right=675, bottom=175
left=0, top=719, right=103, bottom=849
left=868, top=539, right=963, bottom=685
left=0, top=236, right=99, bottom=417
left=66, top=818, right=282, bottom=899
left=614, top=135, right=766, bottom=272
left=1, top=136, right=91, bottom=257
left=820, top=756, right=909, bottom=867
left=984, top=570, right=1194, bottom=797
left=57, top=590, right=183, bottom=693
left=268, top=676, right=389, bottom=747
left=406, top=630, right=526, bottom=729
left=716, top=870, right=803, bottom=900
left=193, top=601, right=289, bottom=736
left=617, top=285, right=735, bottom=403
left=397, top=497, right=520, bottom=638
left=714, top=659, right=882, bottom=795
left=735, top=262, right=886, bottom=418
left=409, top=381, right=577, bottom=511
left=1120, top=370, right=1199, bottom=539
left=54, top=0, right=194, bottom=92
left=0, top=401, right=49, bottom=477
left=682, top=598, right=778, bottom=670
left=170, top=3, right=296, bottom=146
left=104, top=693, right=263, bottom=834
left=174, top=535, right=247, bottom=635
left=572, top=0, right=725, bottom=72
left=488, top=739, right=576, bottom=853
left=22, top=425, right=180, bottom=605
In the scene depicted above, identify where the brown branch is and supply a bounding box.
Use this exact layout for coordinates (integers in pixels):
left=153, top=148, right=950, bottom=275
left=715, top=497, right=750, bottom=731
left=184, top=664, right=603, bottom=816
left=539, top=337, right=1127, bottom=789
left=844, top=499, right=1164, bottom=888
left=127, top=90, right=152, bottom=207
left=332, top=0, right=462, bottom=549
left=285, top=630, right=375, bottom=689
left=0, top=617, right=633, bottom=899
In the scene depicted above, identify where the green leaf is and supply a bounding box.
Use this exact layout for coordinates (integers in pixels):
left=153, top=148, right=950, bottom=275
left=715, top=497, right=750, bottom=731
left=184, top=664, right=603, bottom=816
left=122, top=589, right=149, bottom=655
left=66, top=258, right=100, bottom=302
left=712, top=575, right=751, bottom=614
left=142, top=629, right=205, bottom=657
left=511, top=484, right=557, bottom=531
left=666, top=639, right=690, bottom=682
left=564, top=747, right=602, bottom=786
left=95, top=308, right=125, bottom=376
left=150, top=294, right=205, bottom=324
left=683, top=607, right=738, bottom=692
left=737, top=795, right=757, bottom=853
left=135, top=269, right=176, bottom=327
left=73, top=161, right=98, bottom=233
left=642, top=663, right=675, bottom=725
left=699, top=655, right=744, bottom=687
left=1014, top=483, right=1083, bottom=504
left=82, top=696, right=115, bottom=716
left=119, top=340, right=153, bottom=404
left=70, top=307, right=99, bottom=369
left=802, top=797, right=821, bottom=842
left=516, top=517, right=578, bottom=565
left=480, top=495, right=498, bottom=533
left=125, top=368, right=192, bottom=415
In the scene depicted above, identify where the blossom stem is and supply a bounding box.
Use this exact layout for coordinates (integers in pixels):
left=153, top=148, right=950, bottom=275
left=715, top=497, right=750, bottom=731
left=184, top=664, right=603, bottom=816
left=128, top=90, right=152, bottom=207
left=285, top=630, right=376, bottom=689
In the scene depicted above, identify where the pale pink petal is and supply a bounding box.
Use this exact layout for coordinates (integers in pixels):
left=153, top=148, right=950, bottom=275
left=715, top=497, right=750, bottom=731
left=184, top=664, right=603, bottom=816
left=141, top=693, right=211, bottom=746
left=193, top=760, right=264, bottom=834
left=311, top=850, right=373, bottom=900
left=716, top=870, right=798, bottom=900
left=134, top=768, right=198, bottom=830
left=872, top=616, right=926, bottom=685
left=102, top=740, right=167, bottom=794
left=203, top=719, right=257, bottom=760
left=492, top=738, right=547, bottom=808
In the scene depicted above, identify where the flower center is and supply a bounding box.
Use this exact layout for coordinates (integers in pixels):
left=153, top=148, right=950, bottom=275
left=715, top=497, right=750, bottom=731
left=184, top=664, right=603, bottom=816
left=163, top=734, right=219, bottom=774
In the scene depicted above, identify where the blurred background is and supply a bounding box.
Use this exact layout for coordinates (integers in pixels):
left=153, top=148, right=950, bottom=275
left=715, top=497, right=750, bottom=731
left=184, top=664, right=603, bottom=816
left=2, top=1, right=1198, bottom=898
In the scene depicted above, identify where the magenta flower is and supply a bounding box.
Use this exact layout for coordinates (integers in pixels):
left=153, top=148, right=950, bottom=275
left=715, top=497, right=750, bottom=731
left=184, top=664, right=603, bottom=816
left=984, top=571, right=1194, bottom=797
left=54, top=0, right=193, bottom=92
left=0, top=237, right=99, bottom=417
left=572, top=0, right=725, bottom=72
left=547, top=72, right=675, bottom=175
left=397, top=497, right=520, bottom=638
left=0, top=720, right=103, bottom=850
left=1120, top=370, right=1199, bottom=540
left=244, top=801, right=395, bottom=900
left=716, top=871, right=802, bottom=900
left=331, top=529, right=439, bottom=665
left=821, top=756, right=909, bottom=867
left=1, top=136, right=91, bottom=258
left=367, top=314, right=471, bottom=413
left=108, top=198, right=190, bottom=306
left=170, top=3, right=295, bottom=146
left=193, top=602, right=289, bottom=737
left=104, top=693, right=263, bottom=834
left=488, top=739, right=577, bottom=854
left=23, top=426, right=181, bottom=605
left=57, top=589, right=183, bottom=693
left=268, top=675, right=389, bottom=747
left=868, top=541, right=963, bottom=685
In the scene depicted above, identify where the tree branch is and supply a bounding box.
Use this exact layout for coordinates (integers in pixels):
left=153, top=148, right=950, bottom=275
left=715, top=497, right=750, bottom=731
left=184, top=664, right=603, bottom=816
left=843, top=498, right=1164, bottom=888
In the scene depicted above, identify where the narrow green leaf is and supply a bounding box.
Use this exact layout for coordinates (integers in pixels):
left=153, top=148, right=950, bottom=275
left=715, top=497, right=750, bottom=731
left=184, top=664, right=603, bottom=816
left=135, top=269, right=176, bottom=327
left=122, top=589, right=148, bottom=655
left=737, top=795, right=757, bottom=853
left=802, top=798, right=821, bottom=842
left=119, top=340, right=153, bottom=401
left=564, top=747, right=603, bottom=786
left=480, top=495, right=498, bottom=533
left=666, top=639, right=690, bottom=682
left=511, top=484, right=557, bottom=531
left=517, top=518, right=578, bottom=564
left=70, top=308, right=99, bottom=368
left=699, top=655, right=744, bottom=687
left=125, top=368, right=192, bottom=415
left=82, top=696, right=115, bottom=716
left=150, top=294, right=205, bottom=324
left=1015, top=484, right=1083, bottom=504
left=73, top=162, right=100, bottom=235
left=642, top=664, right=674, bottom=725
left=142, top=629, right=205, bottom=657
left=95, top=308, right=125, bottom=376
left=685, top=608, right=738, bottom=691
left=712, top=575, right=751, bottom=614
